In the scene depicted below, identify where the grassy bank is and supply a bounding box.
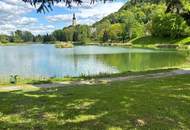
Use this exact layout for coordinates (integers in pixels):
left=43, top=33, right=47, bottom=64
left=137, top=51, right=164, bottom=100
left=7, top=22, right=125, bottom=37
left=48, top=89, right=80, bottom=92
left=0, top=68, right=183, bottom=86
left=1, top=36, right=190, bottom=49
left=129, top=36, right=190, bottom=50
left=99, top=36, right=190, bottom=50
left=0, top=42, right=37, bottom=46
left=0, top=74, right=190, bottom=129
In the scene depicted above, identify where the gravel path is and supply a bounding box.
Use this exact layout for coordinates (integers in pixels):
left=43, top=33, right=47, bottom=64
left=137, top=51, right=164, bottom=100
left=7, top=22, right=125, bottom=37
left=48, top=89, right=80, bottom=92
left=32, top=69, right=190, bottom=88
left=1, top=69, right=190, bottom=90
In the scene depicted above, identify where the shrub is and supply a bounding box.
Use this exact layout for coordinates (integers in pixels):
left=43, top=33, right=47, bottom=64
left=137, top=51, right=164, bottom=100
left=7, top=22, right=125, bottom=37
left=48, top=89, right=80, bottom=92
left=151, top=13, right=190, bottom=38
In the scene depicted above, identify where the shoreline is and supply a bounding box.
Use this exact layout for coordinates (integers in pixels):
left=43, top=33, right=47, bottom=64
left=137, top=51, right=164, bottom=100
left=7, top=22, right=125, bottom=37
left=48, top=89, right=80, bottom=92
left=1, top=42, right=190, bottom=51
left=1, top=35, right=190, bottom=50
left=0, top=68, right=190, bottom=91
left=0, top=68, right=190, bottom=87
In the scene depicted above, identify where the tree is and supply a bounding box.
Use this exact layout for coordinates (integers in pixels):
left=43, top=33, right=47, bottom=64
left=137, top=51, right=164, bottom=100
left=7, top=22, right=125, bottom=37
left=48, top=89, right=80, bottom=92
left=8, top=30, right=34, bottom=43
left=52, top=29, right=64, bottom=41
left=0, top=35, right=9, bottom=44
left=11, top=30, right=23, bottom=43
left=22, top=31, right=34, bottom=42
left=76, top=25, right=90, bottom=43
left=121, top=24, right=128, bottom=43
left=130, top=0, right=190, bottom=25
left=103, top=31, right=109, bottom=42
left=166, top=0, right=190, bottom=25
left=33, top=35, right=43, bottom=42
left=109, top=23, right=123, bottom=41
left=43, top=34, right=55, bottom=42
left=73, top=31, right=78, bottom=41
left=94, top=20, right=111, bottom=41
left=151, top=13, right=190, bottom=38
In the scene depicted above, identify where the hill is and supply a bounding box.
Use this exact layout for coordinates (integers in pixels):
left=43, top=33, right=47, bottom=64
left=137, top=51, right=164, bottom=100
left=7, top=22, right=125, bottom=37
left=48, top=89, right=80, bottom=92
left=92, top=0, right=190, bottom=44
left=47, top=0, right=190, bottom=45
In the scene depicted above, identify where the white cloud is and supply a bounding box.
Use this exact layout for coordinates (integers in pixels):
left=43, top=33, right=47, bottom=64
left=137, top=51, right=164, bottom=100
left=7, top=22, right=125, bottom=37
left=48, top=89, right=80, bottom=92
left=0, top=15, right=39, bottom=34
left=0, top=0, right=33, bottom=15
left=0, top=0, right=57, bottom=35
left=23, top=25, right=56, bottom=35
left=0, top=0, right=46, bottom=35
left=15, top=17, right=38, bottom=25
left=46, top=14, right=71, bottom=23
left=0, top=24, right=56, bottom=35
left=0, top=0, right=125, bottom=35
left=46, top=2, right=124, bottom=25
left=0, top=24, right=16, bottom=34
left=77, top=2, right=124, bottom=24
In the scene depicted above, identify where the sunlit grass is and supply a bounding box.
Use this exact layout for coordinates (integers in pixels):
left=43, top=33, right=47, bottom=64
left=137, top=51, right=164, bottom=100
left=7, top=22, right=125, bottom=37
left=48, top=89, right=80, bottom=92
left=176, top=37, right=190, bottom=45
left=130, top=36, right=190, bottom=50
left=0, top=74, right=190, bottom=129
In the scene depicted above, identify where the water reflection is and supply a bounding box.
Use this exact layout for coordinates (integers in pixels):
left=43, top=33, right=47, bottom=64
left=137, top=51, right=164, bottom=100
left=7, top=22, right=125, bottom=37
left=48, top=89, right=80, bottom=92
left=96, top=52, right=188, bottom=72
left=0, top=44, right=189, bottom=77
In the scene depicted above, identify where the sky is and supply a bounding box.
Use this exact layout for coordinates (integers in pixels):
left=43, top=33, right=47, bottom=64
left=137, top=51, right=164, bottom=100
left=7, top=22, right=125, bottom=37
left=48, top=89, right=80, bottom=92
left=0, top=0, right=125, bottom=35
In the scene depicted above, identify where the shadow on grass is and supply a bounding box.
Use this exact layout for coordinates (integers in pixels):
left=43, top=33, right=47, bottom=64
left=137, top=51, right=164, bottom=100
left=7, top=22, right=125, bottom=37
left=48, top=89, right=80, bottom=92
left=0, top=74, right=190, bottom=129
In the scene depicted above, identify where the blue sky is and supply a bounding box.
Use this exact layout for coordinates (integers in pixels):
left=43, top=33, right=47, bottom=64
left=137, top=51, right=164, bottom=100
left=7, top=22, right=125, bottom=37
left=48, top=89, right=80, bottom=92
left=0, top=0, right=126, bottom=35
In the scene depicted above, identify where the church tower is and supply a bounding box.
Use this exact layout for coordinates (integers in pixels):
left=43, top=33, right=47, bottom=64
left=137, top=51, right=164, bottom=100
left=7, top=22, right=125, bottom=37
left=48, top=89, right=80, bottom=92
left=72, top=13, right=77, bottom=26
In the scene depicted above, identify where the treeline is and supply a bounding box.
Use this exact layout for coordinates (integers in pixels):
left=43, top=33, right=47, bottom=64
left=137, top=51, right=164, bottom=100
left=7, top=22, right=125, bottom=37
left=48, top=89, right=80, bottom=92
left=0, top=30, right=39, bottom=44
left=0, top=25, right=91, bottom=44
left=51, top=25, right=91, bottom=44
left=0, top=30, right=34, bottom=44
left=0, top=30, right=55, bottom=44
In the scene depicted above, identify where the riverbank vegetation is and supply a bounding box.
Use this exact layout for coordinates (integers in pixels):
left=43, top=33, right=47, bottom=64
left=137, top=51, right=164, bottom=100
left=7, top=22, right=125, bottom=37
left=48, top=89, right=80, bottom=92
left=0, top=30, right=34, bottom=44
left=0, top=74, right=190, bottom=129
left=54, top=41, right=74, bottom=48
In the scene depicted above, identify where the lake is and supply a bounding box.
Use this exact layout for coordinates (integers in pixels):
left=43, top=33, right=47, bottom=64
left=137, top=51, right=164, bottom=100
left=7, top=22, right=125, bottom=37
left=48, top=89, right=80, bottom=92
left=0, top=44, right=189, bottom=78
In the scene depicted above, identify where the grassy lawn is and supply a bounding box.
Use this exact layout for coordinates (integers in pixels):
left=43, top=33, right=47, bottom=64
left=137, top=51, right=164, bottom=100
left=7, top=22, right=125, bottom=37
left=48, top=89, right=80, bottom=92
left=131, top=36, right=190, bottom=45
left=130, top=36, right=190, bottom=50
left=0, top=74, right=190, bottom=129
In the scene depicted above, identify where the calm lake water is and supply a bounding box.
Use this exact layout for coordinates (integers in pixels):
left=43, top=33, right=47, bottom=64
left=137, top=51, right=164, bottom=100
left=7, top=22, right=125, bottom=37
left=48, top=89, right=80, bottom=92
left=0, top=44, right=189, bottom=78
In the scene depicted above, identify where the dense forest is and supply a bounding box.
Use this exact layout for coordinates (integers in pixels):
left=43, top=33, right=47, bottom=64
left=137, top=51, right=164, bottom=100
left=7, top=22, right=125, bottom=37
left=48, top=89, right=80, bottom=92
left=1, top=0, right=190, bottom=44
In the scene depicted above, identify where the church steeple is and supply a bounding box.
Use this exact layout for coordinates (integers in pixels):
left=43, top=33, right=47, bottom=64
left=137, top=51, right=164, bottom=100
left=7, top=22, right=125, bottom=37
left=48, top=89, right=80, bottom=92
left=72, top=13, right=77, bottom=26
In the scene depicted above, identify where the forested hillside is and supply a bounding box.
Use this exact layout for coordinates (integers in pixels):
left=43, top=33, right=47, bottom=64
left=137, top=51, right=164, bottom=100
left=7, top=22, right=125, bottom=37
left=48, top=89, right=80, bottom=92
left=49, top=0, right=190, bottom=44
left=91, top=0, right=190, bottom=43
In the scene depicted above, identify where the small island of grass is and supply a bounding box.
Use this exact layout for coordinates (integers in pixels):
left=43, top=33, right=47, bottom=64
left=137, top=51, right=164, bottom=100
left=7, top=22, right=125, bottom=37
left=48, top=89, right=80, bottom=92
left=54, top=41, right=74, bottom=48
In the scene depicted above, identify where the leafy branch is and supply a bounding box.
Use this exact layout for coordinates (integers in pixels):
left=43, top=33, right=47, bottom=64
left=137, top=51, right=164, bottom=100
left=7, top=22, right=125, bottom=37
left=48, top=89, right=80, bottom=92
left=22, top=0, right=108, bottom=13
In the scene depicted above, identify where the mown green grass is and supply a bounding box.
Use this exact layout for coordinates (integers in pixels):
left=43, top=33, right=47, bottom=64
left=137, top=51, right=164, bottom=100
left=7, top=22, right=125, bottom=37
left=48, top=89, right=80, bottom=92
left=131, top=36, right=190, bottom=45
left=129, top=36, right=190, bottom=49
left=0, top=74, right=190, bottom=129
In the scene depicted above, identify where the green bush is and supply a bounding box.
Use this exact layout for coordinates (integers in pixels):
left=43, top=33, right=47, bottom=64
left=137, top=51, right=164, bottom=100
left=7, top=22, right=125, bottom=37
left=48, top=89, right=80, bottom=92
left=151, top=13, right=190, bottom=38
left=0, top=35, right=9, bottom=44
